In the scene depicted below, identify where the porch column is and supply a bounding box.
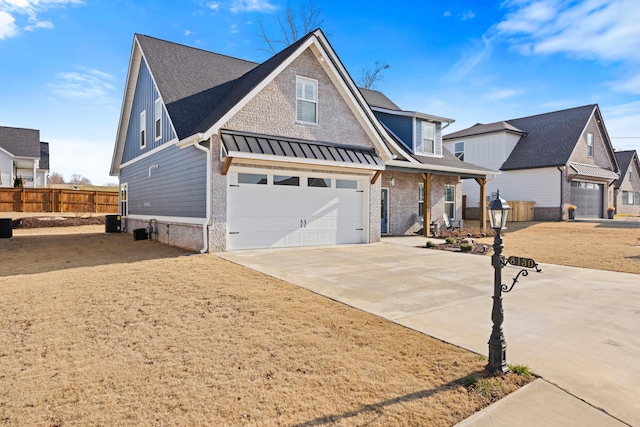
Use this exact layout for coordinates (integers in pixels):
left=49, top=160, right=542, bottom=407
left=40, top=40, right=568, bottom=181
left=475, top=177, right=487, bottom=231
left=421, top=173, right=432, bottom=237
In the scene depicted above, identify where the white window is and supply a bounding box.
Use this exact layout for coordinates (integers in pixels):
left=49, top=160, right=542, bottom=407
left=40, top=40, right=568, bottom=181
left=455, top=142, right=464, bottom=161
left=587, top=133, right=593, bottom=157
left=140, top=110, right=146, bottom=149
left=296, top=76, right=317, bottom=124
left=445, top=184, right=455, bottom=219
left=417, top=122, right=437, bottom=156
left=154, top=98, right=162, bottom=140
left=418, top=183, right=424, bottom=216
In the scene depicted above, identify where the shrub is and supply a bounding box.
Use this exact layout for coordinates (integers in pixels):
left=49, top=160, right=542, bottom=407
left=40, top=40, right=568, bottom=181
left=445, top=237, right=456, bottom=244
left=460, top=243, right=474, bottom=252
left=425, top=240, right=438, bottom=248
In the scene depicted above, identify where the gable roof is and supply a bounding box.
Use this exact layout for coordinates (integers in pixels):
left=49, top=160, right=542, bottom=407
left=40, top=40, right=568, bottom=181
left=443, top=121, right=525, bottom=140
left=0, top=126, right=41, bottom=158
left=614, top=150, right=638, bottom=188
left=112, top=29, right=408, bottom=175
left=444, top=104, right=617, bottom=171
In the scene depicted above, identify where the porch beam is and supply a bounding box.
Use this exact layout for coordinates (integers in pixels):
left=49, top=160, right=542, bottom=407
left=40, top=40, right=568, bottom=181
left=475, top=177, right=487, bottom=231
left=421, top=173, right=432, bottom=237
left=221, top=156, right=233, bottom=176
left=371, top=170, right=382, bottom=185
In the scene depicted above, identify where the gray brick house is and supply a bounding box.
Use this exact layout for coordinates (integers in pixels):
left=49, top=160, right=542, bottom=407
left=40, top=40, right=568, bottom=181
left=110, top=29, right=495, bottom=252
left=614, top=150, right=640, bottom=215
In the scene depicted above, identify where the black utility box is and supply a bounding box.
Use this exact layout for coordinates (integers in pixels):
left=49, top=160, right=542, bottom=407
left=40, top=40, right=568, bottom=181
left=0, top=218, right=12, bottom=239
left=105, top=214, right=121, bottom=233
left=133, top=228, right=148, bottom=241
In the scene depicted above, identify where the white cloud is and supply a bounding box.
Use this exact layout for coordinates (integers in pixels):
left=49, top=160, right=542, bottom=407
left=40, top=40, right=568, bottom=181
left=602, top=101, right=640, bottom=149
left=460, top=9, right=475, bottom=20
left=0, top=0, right=82, bottom=38
left=444, top=35, right=492, bottom=82
left=484, top=88, right=523, bottom=100
left=443, top=10, right=452, bottom=17
left=230, top=23, right=238, bottom=34
left=48, top=67, right=117, bottom=107
left=608, top=73, right=640, bottom=94
left=207, top=1, right=219, bottom=11
left=184, top=29, right=195, bottom=36
left=0, top=10, right=17, bottom=39
left=495, top=0, right=640, bottom=63
left=230, top=0, right=277, bottom=13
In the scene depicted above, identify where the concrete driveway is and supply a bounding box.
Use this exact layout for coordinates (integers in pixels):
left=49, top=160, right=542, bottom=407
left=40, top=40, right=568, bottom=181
left=220, top=238, right=639, bottom=426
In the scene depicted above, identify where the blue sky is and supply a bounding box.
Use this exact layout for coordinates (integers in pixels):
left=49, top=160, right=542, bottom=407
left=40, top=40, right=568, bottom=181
left=1, top=0, right=639, bottom=185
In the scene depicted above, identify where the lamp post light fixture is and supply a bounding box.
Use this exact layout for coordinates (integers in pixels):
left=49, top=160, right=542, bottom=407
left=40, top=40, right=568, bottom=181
left=486, top=190, right=511, bottom=375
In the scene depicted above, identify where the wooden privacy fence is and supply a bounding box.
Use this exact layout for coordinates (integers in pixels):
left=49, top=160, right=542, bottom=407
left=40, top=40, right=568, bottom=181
left=507, top=201, right=535, bottom=222
left=0, top=188, right=119, bottom=213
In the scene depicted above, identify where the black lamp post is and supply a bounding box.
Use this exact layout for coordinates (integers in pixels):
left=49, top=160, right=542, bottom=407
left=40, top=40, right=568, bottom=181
left=486, top=190, right=511, bottom=375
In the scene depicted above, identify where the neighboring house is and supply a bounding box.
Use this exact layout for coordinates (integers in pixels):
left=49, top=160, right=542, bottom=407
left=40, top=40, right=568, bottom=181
left=614, top=150, right=640, bottom=215
left=110, top=30, right=496, bottom=252
left=0, top=126, right=49, bottom=188
left=360, top=89, right=497, bottom=235
left=443, top=105, right=619, bottom=220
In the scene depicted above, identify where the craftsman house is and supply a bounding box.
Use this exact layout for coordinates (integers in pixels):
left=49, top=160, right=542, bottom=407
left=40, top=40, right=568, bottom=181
left=443, top=105, right=619, bottom=220
left=614, top=150, right=640, bottom=215
left=0, top=126, right=50, bottom=188
left=110, top=29, right=495, bottom=252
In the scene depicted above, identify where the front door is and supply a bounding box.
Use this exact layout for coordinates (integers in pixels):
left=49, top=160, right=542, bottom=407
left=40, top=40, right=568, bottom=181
left=381, top=188, right=389, bottom=234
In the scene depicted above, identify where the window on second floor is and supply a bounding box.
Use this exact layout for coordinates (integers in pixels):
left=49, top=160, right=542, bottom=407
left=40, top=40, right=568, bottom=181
left=629, top=170, right=633, bottom=181
left=154, top=98, right=162, bottom=140
left=417, top=121, right=436, bottom=155
left=455, top=142, right=465, bottom=161
left=296, top=76, right=317, bottom=124
left=140, top=110, right=146, bottom=149
left=587, top=133, right=594, bottom=157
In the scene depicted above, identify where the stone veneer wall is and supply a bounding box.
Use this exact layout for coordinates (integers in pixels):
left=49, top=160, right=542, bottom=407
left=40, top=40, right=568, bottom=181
left=380, top=171, right=461, bottom=235
left=122, top=217, right=204, bottom=252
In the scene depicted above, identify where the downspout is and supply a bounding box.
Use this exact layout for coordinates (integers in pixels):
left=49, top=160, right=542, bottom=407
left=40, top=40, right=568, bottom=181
left=194, top=139, right=211, bottom=253
left=558, top=166, right=564, bottom=220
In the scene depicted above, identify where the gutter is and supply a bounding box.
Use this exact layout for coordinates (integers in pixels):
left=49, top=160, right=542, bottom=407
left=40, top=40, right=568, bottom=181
left=193, top=139, right=211, bottom=254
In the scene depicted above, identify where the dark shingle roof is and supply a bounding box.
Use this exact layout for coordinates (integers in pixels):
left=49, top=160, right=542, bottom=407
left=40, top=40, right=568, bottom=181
left=137, top=31, right=317, bottom=140
left=614, top=150, right=637, bottom=188
left=359, top=88, right=401, bottom=110
left=501, top=105, right=597, bottom=170
left=444, top=105, right=600, bottom=171
left=443, top=121, right=525, bottom=140
left=0, top=126, right=41, bottom=157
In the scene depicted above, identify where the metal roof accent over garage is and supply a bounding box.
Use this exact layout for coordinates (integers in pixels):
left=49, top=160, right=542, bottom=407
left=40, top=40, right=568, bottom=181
left=221, top=131, right=384, bottom=170
left=570, top=162, right=619, bottom=180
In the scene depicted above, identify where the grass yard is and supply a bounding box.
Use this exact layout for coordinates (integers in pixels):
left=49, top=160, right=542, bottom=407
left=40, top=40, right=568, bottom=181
left=0, top=225, right=531, bottom=426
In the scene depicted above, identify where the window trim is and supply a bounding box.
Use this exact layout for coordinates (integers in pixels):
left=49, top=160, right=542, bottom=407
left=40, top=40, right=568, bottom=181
left=444, top=184, right=455, bottom=220
left=120, top=182, right=128, bottom=216
left=418, top=182, right=424, bottom=216
left=140, top=110, right=146, bottom=149
left=296, top=76, right=318, bottom=124
left=454, top=141, right=464, bottom=161
left=154, top=98, right=162, bottom=141
left=587, top=133, right=594, bottom=157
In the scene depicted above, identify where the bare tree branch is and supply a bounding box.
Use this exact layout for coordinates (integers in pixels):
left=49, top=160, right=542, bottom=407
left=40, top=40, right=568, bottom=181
left=256, top=1, right=323, bottom=54
left=358, top=61, right=390, bottom=90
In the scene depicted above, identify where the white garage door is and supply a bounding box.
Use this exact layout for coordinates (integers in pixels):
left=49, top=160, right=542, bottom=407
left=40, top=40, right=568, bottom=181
left=227, top=169, right=367, bottom=250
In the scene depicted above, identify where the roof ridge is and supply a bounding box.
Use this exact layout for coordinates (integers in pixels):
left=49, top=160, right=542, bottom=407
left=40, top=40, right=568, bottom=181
left=135, top=33, right=259, bottom=66
left=507, top=104, right=597, bottom=122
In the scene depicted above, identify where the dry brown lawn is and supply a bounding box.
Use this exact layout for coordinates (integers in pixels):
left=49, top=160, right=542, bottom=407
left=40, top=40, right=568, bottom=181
left=466, top=219, right=640, bottom=275
left=1, top=225, right=531, bottom=426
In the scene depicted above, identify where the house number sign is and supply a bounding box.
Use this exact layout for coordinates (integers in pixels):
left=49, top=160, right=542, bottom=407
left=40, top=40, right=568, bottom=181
left=507, top=256, right=538, bottom=269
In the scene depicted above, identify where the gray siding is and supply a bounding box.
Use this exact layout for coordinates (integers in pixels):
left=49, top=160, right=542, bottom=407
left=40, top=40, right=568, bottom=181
left=122, top=60, right=176, bottom=164
left=120, top=143, right=206, bottom=218
left=374, top=111, right=412, bottom=150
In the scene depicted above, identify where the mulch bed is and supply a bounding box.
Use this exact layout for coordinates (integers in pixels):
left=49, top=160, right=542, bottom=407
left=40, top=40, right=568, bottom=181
left=11, top=216, right=105, bottom=229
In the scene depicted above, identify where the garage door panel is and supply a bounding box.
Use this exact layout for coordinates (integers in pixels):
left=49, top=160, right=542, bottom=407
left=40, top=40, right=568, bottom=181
left=570, top=181, right=603, bottom=218
left=228, top=171, right=366, bottom=250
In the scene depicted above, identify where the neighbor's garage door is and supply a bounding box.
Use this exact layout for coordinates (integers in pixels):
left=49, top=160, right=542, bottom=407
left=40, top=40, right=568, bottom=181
left=570, top=181, right=603, bottom=218
left=227, top=169, right=366, bottom=250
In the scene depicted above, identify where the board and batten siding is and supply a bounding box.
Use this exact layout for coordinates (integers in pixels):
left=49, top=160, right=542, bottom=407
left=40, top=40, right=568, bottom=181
left=444, top=132, right=521, bottom=171
left=463, top=167, right=561, bottom=207
left=120, top=143, right=206, bottom=218
left=373, top=111, right=413, bottom=151
left=122, top=60, right=176, bottom=164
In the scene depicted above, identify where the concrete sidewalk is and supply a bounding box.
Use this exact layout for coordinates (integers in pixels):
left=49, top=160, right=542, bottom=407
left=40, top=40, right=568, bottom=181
left=220, top=239, right=638, bottom=426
